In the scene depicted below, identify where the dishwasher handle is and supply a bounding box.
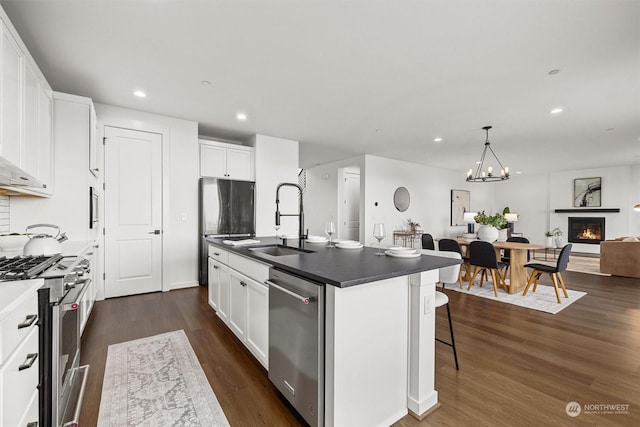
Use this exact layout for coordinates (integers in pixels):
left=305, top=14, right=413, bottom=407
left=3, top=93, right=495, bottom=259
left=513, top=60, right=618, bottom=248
left=265, top=280, right=315, bottom=305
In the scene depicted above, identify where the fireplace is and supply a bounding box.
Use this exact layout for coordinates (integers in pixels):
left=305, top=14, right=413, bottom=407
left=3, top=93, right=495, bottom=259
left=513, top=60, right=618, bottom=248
left=568, top=217, right=605, bottom=244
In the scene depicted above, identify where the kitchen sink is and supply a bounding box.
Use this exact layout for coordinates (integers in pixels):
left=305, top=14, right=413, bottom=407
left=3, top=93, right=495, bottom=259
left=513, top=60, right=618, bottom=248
left=248, top=245, right=315, bottom=256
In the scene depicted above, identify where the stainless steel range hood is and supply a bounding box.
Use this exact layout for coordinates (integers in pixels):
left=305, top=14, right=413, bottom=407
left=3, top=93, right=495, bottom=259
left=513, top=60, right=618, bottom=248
left=0, top=155, right=47, bottom=193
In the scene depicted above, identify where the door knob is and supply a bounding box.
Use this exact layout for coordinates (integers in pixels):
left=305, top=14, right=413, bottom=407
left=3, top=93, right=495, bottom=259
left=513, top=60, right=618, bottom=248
left=148, top=230, right=161, bottom=235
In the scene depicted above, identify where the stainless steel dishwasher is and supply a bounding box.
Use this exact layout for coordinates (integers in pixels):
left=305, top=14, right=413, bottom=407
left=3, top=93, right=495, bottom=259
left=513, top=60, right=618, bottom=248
left=267, top=268, right=324, bottom=427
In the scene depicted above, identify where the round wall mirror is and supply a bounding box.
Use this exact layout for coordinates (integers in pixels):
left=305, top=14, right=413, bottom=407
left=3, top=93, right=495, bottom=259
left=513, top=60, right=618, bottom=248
left=393, top=187, right=410, bottom=212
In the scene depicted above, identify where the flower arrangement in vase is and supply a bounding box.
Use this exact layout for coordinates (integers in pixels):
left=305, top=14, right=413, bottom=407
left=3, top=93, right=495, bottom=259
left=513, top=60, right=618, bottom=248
left=474, top=211, right=507, bottom=242
left=406, top=218, right=421, bottom=233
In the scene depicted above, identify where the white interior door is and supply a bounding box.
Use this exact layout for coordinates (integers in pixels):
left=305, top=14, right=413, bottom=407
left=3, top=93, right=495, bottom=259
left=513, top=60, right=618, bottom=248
left=341, top=171, right=360, bottom=240
left=104, top=126, right=162, bottom=298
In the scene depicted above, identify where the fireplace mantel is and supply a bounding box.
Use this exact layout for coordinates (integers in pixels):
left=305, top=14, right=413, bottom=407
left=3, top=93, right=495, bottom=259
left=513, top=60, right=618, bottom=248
left=554, top=208, right=620, bottom=213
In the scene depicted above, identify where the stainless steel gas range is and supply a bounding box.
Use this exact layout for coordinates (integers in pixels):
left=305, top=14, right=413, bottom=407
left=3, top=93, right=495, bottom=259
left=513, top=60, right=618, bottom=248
left=0, top=253, right=91, bottom=427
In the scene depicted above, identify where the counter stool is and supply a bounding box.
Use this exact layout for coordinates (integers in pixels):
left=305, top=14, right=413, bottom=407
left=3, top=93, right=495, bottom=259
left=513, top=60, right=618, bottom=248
left=435, top=290, right=459, bottom=370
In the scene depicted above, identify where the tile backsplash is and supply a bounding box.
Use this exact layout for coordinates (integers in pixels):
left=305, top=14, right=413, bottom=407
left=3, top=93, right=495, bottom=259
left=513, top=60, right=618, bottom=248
left=0, top=196, right=9, bottom=233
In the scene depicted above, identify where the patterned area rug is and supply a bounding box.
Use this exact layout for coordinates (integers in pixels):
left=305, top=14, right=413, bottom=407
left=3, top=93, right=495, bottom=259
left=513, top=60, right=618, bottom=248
left=97, top=330, right=230, bottom=427
left=446, top=280, right=586, bottom=314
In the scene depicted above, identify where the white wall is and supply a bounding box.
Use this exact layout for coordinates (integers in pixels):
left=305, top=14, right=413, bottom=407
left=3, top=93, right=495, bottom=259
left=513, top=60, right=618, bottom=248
left=95, top=103, right=199, bottom=293
left=305, top=156, right=365, bottom=240
left=631, top=165, right=640, bottom=237
left=362, top=155, right=494, bottom=246
left=252, top=134, right=299, bottom=236
left=305, top=154, right=494, bottom=247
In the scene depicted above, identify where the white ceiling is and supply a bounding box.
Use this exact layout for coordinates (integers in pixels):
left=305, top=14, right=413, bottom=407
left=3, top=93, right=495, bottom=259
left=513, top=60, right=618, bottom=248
left=2, top=0, right=639, bottom=174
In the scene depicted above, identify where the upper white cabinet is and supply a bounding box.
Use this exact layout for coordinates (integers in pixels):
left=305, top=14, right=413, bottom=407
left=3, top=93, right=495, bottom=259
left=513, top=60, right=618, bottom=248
left=0, top=8, right=53, bottom=195
left=0, top=19, right=24, bottom=168
left=199, top=139, right=254, bottom=181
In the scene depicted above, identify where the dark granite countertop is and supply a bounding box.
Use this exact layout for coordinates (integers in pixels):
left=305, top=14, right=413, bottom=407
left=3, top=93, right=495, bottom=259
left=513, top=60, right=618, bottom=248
left=206, top=236, right=461, bottom=288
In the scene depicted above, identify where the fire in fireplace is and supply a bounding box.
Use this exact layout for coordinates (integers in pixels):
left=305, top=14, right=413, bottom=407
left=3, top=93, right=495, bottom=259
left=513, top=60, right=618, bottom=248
left=568, top=217, right=605, bottom=244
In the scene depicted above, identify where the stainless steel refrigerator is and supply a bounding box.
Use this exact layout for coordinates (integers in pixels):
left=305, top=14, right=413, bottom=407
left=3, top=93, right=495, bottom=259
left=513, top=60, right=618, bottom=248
left=199, top=177, right=255, bottom=286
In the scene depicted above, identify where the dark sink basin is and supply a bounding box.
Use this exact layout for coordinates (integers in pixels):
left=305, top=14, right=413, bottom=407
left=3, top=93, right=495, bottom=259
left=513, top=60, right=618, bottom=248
left=248, top=245, right=314, bottom=257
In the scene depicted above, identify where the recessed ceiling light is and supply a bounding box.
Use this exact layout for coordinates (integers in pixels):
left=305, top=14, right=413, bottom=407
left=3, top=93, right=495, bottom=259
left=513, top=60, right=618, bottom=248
left=433, top=137, right=443, bottom=143
left=375, top=129, right=382, bottom=133
left=548, top=69, right=561, bottom=75
left=133, top=90, right=146, bottom=98
left=236, top=112, right=247, bottom=121
left=605, top=128, right=615, bottom=131
left=516, top=171, right=522, bottom=174
left=550, top=107, right=563, bottom=114
left=201, top=80, right=211, bottom=86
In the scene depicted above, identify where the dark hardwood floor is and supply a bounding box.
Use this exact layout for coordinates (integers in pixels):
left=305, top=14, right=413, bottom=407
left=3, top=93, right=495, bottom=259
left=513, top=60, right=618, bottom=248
left=79, top=271, right=640, bottom=426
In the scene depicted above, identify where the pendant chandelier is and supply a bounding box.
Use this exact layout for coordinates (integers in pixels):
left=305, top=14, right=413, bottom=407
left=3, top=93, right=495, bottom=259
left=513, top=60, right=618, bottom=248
left=466, top=126, right=510, bottom=182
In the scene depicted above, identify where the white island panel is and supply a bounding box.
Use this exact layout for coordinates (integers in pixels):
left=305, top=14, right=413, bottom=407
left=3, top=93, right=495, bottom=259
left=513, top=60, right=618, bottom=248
left=325, top=276, right=409, bottom=427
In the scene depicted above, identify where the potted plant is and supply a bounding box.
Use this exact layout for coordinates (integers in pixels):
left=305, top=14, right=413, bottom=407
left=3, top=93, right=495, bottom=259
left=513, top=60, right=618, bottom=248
left=474, top=211, right=506, bottom=242
left=545, top=227, right=563, bottom=248
left=406, top=218, right=420, bottom=233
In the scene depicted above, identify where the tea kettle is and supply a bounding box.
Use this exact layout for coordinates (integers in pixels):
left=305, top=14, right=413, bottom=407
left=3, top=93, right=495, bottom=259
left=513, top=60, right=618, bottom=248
left=23, top=224, right=68, bottom=256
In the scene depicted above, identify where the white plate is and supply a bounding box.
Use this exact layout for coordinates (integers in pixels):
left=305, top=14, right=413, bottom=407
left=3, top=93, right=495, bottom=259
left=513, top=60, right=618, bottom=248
left=385, top=250, right=421, bottom=258
left=336, top=243, right=363, bottom=249
left=306, top=238, right=328, bottom=243
left=332, top=239, right=354, bottom=244
left=388, top=246, right=415, bottom=253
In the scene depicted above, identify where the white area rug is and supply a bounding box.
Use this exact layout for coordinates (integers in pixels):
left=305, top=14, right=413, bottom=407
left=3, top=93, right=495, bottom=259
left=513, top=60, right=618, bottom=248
left=446, top=280, right=587, bottom=314
left=97, top=330, right=230, bottom=427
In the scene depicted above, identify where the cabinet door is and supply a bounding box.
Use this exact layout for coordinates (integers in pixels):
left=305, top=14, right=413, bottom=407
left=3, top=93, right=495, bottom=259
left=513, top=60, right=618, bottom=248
left=217, top=263, right=230, bottom=325
left=200, top=144, right=227, bottom=177
left=22, top=62, right=39, bottom=178
left=208, top=258, right=220, bottom=311
left=246, top=277, right=269, bottom=368
left=226, top=147, right=254, bottom=181
left=37, top=87, right=53, bottom=192
left=0, top=21, right=24, bottom=166
left=228, top=270, right=247, bottom=341
left=89, top=102, right=98, bottom=176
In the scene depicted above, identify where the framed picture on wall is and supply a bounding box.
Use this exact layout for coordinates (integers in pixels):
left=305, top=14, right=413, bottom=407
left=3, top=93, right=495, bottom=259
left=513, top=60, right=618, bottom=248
left=574, top=177, right=601, bottom=207
left=451, top=189, right=470, bottom=226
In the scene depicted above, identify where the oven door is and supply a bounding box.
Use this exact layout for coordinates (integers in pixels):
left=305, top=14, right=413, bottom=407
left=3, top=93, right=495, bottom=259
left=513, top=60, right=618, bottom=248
left=53, top=281, right=86, bottom=427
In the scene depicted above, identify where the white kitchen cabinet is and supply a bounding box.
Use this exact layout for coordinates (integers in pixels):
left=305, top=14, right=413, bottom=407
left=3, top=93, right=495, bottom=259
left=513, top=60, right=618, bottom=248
left=0, top=9, right=54, bottom=196
left=228, top=270, right=247, bottom=341
left=0, top=19, right=24, bottom=168
left=245, top=275, right=269, bottom=367
left=88, top=102, right=98, bottom=176
left=216, top=261, right=230, bottom=325
left=0, top=279, right=41, bottom=427
left=207, top=257, right=219, bottom=311
left=199, top=139, right=254, bottom=181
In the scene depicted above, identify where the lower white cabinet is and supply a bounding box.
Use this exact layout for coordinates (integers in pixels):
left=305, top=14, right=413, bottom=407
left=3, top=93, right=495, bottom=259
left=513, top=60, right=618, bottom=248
left=212, top=260, right=230, bottom=325
left=0, top=280, right=41, bottom=427
left=207, top=246, right=269, bottom=368
left=229, top=270, right=247, bottom=341
left=245, top=276, right=269, bottom=366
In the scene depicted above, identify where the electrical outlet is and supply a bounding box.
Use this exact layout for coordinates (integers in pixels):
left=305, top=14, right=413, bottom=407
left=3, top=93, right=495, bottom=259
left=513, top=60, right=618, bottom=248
left=180, top=213, right=187, bottom=222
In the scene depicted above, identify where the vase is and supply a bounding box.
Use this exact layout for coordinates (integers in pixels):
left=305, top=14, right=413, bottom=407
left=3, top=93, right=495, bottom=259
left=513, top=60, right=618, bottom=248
left=545, top=236, right=554, bottom=247
left=477, top=225, right=499, bottom=243
left=497, top=228, right=508, bottom=242
left=554, top=236, right=564, bottom=248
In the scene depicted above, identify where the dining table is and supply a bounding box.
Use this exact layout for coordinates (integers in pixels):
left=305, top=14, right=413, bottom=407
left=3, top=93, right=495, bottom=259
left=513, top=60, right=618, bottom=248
left=455, top=238, right=547, bottom=294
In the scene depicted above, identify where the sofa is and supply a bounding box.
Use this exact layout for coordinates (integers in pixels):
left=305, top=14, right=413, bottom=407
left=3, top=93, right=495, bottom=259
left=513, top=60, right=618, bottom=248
left=600, top=238, right=640, bottom=278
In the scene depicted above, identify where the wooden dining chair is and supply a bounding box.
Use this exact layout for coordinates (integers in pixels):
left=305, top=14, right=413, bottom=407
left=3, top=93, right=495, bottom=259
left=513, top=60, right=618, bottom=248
left=421, top=233, right=435, bottom=250
left=437, top=238, right=468, bottom=287
left=523, top=243, right=573, bottom=303
left=467, top=240, right=508, bottom=297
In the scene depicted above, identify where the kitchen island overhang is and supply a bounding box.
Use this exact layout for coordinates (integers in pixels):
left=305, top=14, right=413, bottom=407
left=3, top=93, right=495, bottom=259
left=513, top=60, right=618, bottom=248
left=207, top=237, right=460, bottom=425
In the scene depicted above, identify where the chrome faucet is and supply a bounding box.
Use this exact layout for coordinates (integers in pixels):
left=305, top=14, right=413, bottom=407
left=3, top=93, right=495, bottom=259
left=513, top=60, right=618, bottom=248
left=275, top=183, right=306, bottom=243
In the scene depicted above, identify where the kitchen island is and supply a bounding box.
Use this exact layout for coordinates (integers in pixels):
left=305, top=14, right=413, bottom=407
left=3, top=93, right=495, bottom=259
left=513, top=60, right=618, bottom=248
left=206, top=237, right=460, bottom=426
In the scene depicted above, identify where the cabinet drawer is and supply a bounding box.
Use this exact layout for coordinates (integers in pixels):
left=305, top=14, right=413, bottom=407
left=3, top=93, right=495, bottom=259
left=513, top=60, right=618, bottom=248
left=208, top=246, right=229, bottom=264
left=0, top=327, right=39, bottom=427
left=229, top=253, right=270, bottom=283
left=0, top=289, right=38, bottom=365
